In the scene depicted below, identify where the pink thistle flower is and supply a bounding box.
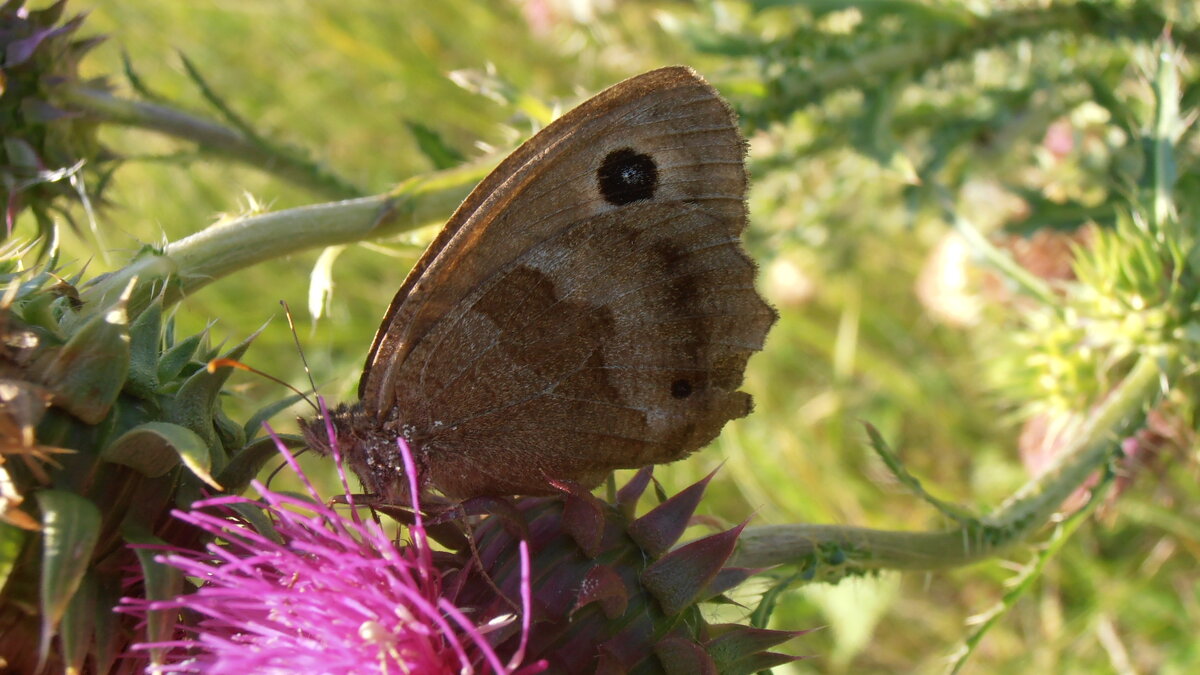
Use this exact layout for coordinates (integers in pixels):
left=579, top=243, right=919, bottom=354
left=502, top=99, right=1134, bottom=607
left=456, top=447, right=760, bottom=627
left=120, top=401, right=544, bottom=675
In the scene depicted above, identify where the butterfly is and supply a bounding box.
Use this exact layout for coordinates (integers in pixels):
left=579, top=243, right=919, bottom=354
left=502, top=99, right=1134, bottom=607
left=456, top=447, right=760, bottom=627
left=302, top=66, right=776, bottom=500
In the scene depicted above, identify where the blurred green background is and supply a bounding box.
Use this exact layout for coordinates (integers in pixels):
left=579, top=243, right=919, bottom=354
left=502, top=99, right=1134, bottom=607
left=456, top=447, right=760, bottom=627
left=37, top=0, right=1200, bottom=672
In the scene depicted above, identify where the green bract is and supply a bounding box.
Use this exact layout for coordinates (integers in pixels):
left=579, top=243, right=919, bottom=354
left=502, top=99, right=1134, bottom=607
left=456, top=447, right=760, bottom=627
left=0, top=0, right=115, bottom=250
left=0, top=248, right=280, bottom=673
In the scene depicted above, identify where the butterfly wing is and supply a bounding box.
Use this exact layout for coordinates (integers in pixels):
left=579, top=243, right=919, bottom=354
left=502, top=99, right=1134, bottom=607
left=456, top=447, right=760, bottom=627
left=360, top=67, right=775, bottom=497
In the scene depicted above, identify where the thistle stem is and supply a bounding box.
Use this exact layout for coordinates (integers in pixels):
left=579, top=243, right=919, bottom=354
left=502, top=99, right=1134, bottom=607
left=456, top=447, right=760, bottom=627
left=733, top=352, right=1175, bottom=574
left=55, top=84, right=365, bottom=200
left=76, top=162, right=490, bottom=317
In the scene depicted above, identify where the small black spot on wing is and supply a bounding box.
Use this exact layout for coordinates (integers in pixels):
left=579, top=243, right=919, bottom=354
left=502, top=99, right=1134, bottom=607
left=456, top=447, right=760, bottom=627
left=598, top=148, right=658, bottom=205
left=671, top=378, right=693, bottom=399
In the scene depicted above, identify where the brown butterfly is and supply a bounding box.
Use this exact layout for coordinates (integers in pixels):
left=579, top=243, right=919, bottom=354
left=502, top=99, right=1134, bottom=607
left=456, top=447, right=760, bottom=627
left=302, top=66, right=776, bottom=501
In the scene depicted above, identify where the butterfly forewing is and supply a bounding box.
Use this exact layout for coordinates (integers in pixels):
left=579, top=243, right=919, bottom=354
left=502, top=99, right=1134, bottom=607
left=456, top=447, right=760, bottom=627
left=344, top=66, right=775, bottom=499
left=362, top=67, right=747, bottom=406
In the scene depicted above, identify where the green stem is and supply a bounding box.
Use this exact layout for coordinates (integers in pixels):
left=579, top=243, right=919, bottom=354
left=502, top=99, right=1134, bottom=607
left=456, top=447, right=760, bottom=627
left=732, top=351, right=1175, bottom=574
left=55, top=85, right=364, bottom=200
left=76, top=162, right=491, bottom=319
left=749, top=2, right=1197, bottom=126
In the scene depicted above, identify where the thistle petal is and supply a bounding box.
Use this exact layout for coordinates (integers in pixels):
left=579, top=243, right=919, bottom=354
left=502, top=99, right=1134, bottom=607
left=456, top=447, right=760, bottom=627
left=119, top=424, right=544, bottom=674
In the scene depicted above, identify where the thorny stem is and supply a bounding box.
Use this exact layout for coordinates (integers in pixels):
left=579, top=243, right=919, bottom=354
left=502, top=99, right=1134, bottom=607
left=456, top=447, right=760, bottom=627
left=732, top=352, right=1175, bottom=574
left=55, top=84, right=365, bottom=200
left=76, top=162, right=491, bottom=319
left=748, top=2, right=1200, bottom=127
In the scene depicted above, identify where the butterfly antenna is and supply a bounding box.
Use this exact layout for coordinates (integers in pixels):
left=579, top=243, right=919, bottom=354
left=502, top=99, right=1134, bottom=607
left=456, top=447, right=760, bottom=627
left=281, top=299, right=322, bottom=407
left=207, top=357, right=318, bottom=413
left=462, top=521, right=522, bottom=613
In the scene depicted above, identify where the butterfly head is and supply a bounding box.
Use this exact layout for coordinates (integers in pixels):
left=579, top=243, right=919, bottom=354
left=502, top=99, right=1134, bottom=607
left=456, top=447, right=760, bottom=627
left=299, top=403, right=418, bottom=503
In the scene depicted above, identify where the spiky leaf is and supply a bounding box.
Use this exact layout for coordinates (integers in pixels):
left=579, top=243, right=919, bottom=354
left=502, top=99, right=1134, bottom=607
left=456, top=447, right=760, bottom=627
left=59, top=571, right=97, bottom=674
left=655, top=637, right=717, bottom=675
left=405, top=120, right=465, bottom=170
left=561, top=485, right=605, bottom=557
left=573, top=564, right=628, bottom=619
left=0, top=0, right=114, bottom=247
left=101, top=421, right=220, bottom=489
left=213, top=404, right=246, bottom=454
left=641, top=522, right=746, bottom=616
left=90, top=575, right=123, bottom=674
left=36, top=489, right=100, bottom=668
left=241, top=392, right=307, bottom=440
left=156, top=330, right=204, bottom=384
left=702, top=567, right=758, bottom=602
left=217, top=433, right=304, bottom=495
left=164, top=325, right=261, bottom=475
left=615, top=467, right=653, bottom=519
left=126, top=526, right=182, bottom=670
left=705, top=624, right=805, bottom=671
left=125, top=296, right=163, bottom=399
left=719, top=651, right=800, bottom=675
left=37, top=298, right=130, bottom=424
left=628, top=469, right=715, bottom=557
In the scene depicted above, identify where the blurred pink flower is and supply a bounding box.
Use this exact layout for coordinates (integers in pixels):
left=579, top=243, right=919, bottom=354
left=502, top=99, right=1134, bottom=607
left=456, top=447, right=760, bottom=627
left=1042, top=119, right=1075, bottom=159
left=121, top=405, right=543, bottom=674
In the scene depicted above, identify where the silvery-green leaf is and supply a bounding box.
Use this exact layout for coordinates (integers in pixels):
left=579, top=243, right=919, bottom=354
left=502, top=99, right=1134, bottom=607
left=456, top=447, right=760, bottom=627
left=36, top=490, right=100, bottom=671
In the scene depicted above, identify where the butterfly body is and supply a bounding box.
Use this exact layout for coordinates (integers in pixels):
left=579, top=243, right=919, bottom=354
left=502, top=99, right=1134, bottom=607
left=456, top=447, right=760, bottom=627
left=303, top=67, right=776, bottom=501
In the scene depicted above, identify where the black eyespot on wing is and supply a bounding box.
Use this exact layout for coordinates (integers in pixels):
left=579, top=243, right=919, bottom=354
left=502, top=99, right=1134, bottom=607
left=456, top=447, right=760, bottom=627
left=671, top=378, right=693, bottom=399
left=598, top=148, right=658, bottom=205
